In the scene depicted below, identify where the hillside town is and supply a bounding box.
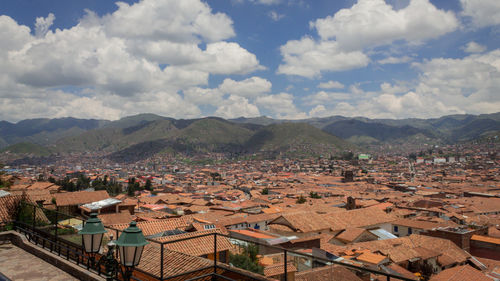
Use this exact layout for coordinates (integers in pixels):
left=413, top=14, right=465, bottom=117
left=1, top=140, right=499, bottom=281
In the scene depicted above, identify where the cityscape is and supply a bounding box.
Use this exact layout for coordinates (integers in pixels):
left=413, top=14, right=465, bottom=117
left=1, top=0, right=500, bottom=281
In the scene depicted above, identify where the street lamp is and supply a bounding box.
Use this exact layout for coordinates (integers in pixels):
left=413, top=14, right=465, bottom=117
left=78, top=213, right=106, bottom=266
left=115, top=221, right=149, bottom=279
left=79, top=215, right=148, bottom=281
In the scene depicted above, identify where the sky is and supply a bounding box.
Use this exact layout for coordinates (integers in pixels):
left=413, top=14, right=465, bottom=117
left=0, top=0, right=499, bottom=122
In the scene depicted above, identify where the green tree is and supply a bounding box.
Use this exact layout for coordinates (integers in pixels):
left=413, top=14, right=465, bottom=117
left=409, top=153, right=417, bottom=161
left=309, top=191, right=321, bottom=199
left=296, top=195, right=306, bottom=204
left=145, top=179, right=153, bottom=191
left=229, top=244, right=264, bottom=274
left=127, top=177, right=136, bottom=196
left=261, top=188, right=269, bottom=195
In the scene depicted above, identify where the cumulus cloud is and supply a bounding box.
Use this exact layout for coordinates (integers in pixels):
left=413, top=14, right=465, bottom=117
left=312, top=0, right=458, bottom=49
left=325, top=49, right=500, bottom=119
left=103, top=0, right=235, bottom=42
left=34, top=13, right=55, bottom=37
left=378, top=56, right=413, bottom=64
left=269, top=11, right=285, bottom=21
left=461, top=0, right=500, bottom=28
left=462, top=41, right=487, bottom=53
left=278, top=0, right=458, bottom=78
left=256, top=93, right=306, bottom=119
left=277, top=37, right=369, bottom=78
left=215, top=95, right=260, bottom=118
left=219, top=77, right=272, bottom=98
left=0, top=0, right=265, bottom=121
left=303, top=91, right=351, bottom=106
left=318, top=80, right=344, bottom=89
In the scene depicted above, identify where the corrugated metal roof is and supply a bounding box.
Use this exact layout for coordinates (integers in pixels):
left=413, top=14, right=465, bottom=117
left=0, top=190, right=11, bottom=198
left=369, top=228, right=398, bottom=240
left=81, top=198, right=122, bottom=211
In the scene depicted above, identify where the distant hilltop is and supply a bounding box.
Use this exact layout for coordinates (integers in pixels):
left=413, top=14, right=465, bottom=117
left=1, top=112, right=499, bottom=162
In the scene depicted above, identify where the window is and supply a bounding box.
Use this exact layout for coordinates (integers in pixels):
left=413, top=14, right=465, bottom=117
left=393, top=226, right=398, bottom=232
left=408, top=227, right=412, bottom=234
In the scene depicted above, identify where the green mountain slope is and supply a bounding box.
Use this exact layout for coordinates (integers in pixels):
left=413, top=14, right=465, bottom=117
left=246, top=123, right=352, bottom=152
left=1, top=142, right=52, bottom=156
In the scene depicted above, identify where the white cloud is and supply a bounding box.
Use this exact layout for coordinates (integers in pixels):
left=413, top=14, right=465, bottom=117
left=303, top=91, right=351, bottom=106
left=278, top=0, right=457, bottom=78
left=214, top=95, right=260, bottom=118
left=277, top=37, right=369, bottom=78
left=269, top=11, right=285, bottom=21
left=328, top=49, right=500, bottom=119
left=312, top=0, right=459, bottom=50
left=0, top=0, right=265, bottom=121
left=462, top=41, right=487, bottom=53
left=380, top=82, right=409, bottom=94
left=34, top=13, right=55, bottom=37
left=308, top=105, right=330, bottom=118
left=256, top=92, right=306, bottom=119
left=318, top=80, right=344, bottom=89
left=378, top=55, right=412, bottom=64
left=461, top=0, right=500, bottom=28
left=104, top=0, right=235, bottom=43
left=219, top=76, right=272, bottom=98
left=183, top=87, right=223, bottom=106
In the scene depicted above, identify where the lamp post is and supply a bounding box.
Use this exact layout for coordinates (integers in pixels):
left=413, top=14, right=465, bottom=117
left=78, top=213, right=106, bottom=268
left=79, top=214, right=148, bottom=281
left=116, top=221, right=149, bottom=280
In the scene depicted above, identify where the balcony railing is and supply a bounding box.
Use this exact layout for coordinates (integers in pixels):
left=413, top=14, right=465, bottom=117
left=8, top=201, right=416, bottom=281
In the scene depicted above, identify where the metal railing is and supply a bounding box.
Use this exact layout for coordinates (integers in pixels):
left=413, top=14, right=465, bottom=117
left=12, top=202, right=416, bottom=281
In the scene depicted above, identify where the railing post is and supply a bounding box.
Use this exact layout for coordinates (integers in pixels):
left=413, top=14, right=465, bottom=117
left=54, top=209, right=58, bottom=253
left=284, top=249, right=288, bottom=281
left=32, top=204, right=36, bottom=231
left=213, top=232, right=217, bottom=281
left=160, top=243, right=164, bottom=281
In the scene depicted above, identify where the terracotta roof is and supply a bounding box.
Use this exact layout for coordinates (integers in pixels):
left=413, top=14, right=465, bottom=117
left=336, top=228, right=370, bottom=243
left=429, top=265, right=493, bottom=281
left=154, top=229, right=233, bottom=257
left=268, top=212, right=331, bottom=233
left=356, top=252, right=387, bottom=265
left=471, top=235, right=500, bottom=245
left=138, top=244, right=212, bottom=278
left=392, top=218, right=457, bottom=230
left=0, top=195, right=21, bottom=223
left=295, top=265, right=363, bottom=281
left=109, top=217, right=192, bottom=236
left=322, top=207, right=395, bottom=231
left=98, top=212, right=134, bottom=226
left=263, top=262, right=297, bottom=277
left=53, top=190, right=109, bottom=207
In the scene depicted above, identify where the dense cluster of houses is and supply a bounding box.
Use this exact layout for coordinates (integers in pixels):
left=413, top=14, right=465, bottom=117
left=0, top=146, right=499, bottom=280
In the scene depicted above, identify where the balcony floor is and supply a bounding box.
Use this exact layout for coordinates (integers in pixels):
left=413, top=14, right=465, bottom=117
left=0, top=242, right=78, bottom=281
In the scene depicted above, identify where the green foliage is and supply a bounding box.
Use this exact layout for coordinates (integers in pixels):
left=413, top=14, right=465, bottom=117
left=296, top=195, right=306, bottom=204
left=409, top=152, right=417, bottom=161
left=145, top=179, right=152, bottom=191
left=91, top=176, right=122, bottom=196
left=229, top=244, right=264, bottom=275
left=127, top=177, right=140, bottom=196
left=309, top=191, right=321, bottom=199
left=48, top=176, right=56, bottom=183
left=261, top=188, right=269, bottom=195
left=0, top=142, right=51, bottom=156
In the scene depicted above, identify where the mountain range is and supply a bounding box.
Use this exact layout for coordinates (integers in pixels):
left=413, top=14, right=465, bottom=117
left=1, top=112, right=499, bottom=162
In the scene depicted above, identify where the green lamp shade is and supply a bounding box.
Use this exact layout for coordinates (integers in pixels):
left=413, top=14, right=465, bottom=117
left=115, top=221, right=149, bottom=267
left=78, top=213, right=106, bottom=254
